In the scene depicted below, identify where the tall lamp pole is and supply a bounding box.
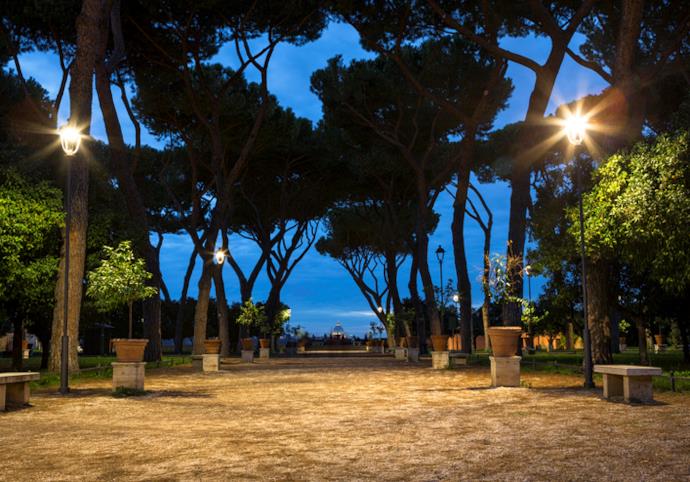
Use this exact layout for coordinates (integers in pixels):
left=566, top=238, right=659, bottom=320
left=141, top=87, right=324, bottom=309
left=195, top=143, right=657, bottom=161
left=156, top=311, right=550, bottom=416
left=565, top=115, right=594, bottom=389
left=435, top=245, right=445, bottom=331
left=58, top=125, right=81, bottom=395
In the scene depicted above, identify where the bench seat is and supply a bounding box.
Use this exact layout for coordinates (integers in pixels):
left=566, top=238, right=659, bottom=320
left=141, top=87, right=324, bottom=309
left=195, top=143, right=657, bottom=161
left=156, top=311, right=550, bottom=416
left=0, top=372, right=40, bottom=411
left=594, top=365, right=662, bottom=403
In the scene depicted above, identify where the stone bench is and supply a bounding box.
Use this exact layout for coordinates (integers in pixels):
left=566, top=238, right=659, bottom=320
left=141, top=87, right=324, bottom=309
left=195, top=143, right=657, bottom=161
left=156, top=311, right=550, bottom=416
left=432, top=351, right=470, bottom=369
left=449, top=352, right=470, bottom=367
left=594, top=365, right=662, bottom=403
left=0, top=372, right=40, bottom=411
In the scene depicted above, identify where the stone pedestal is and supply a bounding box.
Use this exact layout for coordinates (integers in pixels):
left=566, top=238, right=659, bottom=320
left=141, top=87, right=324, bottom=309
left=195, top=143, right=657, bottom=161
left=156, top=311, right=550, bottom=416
left=490, top=356, right=521, bottom=387
left=191, top=355, right=203, bottom=371
left=259, top=348, right=270, bottom=359
left=432, top=351, right=450, bottom=369
left=394, top=347, right=407, bottom=360
left=297, top=346, right=306, bottom=354
left=407, top=347, right=419, bottom=362
left=112, top=362, right=145, bottom=391
left=202, top=354, right=220, bottom=372
left=241, top=350, right=254, bottom=362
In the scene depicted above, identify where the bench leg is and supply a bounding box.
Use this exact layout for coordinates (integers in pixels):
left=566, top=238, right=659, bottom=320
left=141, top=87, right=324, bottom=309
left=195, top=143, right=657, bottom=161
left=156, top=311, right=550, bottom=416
left=623, top=376, right=654, bottom=403
left=6, top=382, right=30, bottom=406
left=0, top=385, right=5, bottom=411
left=602, top=374, right=623, bottom=399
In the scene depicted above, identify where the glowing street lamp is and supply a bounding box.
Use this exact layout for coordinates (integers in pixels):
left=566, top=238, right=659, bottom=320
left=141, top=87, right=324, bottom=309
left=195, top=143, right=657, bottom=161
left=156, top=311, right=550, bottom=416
left=564, top=114, right=587, bottom=146
left=59, top=124, right=82, bottom=156
left=58, top=123, right=82, bottom=395
left=214, top=248, right=226, bottom=265
left=563, top=115, right=594, bottom=390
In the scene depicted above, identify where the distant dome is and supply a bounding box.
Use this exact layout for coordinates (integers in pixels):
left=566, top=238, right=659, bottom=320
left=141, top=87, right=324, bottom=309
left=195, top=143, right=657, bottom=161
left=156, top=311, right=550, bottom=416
left=330, top=322, right=346, bottom=338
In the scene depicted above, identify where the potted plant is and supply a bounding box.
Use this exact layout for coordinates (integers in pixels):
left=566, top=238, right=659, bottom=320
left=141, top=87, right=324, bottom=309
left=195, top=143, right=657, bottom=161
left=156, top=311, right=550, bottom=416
left=204, top=338, right=221, bottom=354
left=618, top=319, right=630, bottom=351
left=86, top=241, right=157, bottom=363
left=237, top=298, right=266, bottom=352
left=486, top=253, right=524, bottom=356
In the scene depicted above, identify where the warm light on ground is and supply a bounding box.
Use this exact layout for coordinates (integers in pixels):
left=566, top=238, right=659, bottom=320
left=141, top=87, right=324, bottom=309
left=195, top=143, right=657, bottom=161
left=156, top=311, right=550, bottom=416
left=2, top=358, right=689, bottom=480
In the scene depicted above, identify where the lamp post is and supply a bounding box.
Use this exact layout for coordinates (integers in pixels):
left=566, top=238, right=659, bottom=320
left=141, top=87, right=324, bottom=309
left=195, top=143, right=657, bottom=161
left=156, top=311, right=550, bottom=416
left=524, top=264, right=532, bottom=303
left=58, top=124, right=81, bottom=395
left=435, top=245, right=445, bottom=330
left=524, top=264, right=533, bottom=352
left=565, top=115, right=594, bottom=389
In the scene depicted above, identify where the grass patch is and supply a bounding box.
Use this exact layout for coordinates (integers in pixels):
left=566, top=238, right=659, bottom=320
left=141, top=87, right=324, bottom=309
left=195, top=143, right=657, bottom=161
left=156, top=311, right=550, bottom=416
left=0, top=355, right=191, bottom=390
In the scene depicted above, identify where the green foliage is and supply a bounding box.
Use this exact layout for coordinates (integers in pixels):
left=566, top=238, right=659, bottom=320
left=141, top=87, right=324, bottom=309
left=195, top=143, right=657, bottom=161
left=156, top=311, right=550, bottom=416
left=236, top=298, right=267, bottom=331
left=619, top=319, right=630, bottom=336
left=0, top=169, right=62, bottom=321
left=86, top=240, right=157, bottom=313
left=578, top=132, right=690, bottom=295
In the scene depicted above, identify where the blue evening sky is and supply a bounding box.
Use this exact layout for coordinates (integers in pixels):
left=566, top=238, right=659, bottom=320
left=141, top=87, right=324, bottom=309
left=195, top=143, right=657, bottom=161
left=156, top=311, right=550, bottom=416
left=16, top=22, right=607, bottom=337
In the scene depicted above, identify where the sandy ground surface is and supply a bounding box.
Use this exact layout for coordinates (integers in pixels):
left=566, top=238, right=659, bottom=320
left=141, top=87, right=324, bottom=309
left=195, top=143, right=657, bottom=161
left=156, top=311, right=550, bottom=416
left=2, top=357, right=690, bottom=481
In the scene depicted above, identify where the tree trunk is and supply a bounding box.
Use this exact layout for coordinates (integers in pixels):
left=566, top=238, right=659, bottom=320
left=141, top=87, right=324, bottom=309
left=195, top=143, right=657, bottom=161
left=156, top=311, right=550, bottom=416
left=213, top=264, right=231, bottom=357
left=452, top=167, right=473, bottom=353
left=586, top=258, right=613, bottom=364
left=503, top=50, right=564, bottom=326
left=48, top=0, right=104, bottom=372
left=12, top=318, right=23, bottom=371
left=39, top=331, right=50, bottom=370
left=415, top=201, right=442, bottom=335
left=174, top=247, right=197, bottom=353
left=678, top=314, right=689, bottom=364
left=385, top=251, right=410, bottom=338
left=635, top=316, right=649, bottom=365
left=408, top=249, right=426, bottom=353
left=481, top=226, right=492, bottom=351
left=95, top=55, right=162, bottom=362
left=192, top=261, right=213, bottom=355
left=128, top=301, right=133, bottom=339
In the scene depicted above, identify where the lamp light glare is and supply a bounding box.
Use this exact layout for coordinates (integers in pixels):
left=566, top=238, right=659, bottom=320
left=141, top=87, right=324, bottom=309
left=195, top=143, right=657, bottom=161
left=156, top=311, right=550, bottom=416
left=565, top=115, right=587, bottom=146
left=214, top=249, right=226, bottom=265
left=452, top=293, right=459, bottom=303
left=59, top=125, right=81, bottom=156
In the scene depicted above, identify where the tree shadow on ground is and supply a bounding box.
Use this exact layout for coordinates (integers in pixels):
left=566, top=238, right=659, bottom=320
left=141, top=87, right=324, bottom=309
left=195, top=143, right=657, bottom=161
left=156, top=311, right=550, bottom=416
left=37, top=387, right=212, bottom=400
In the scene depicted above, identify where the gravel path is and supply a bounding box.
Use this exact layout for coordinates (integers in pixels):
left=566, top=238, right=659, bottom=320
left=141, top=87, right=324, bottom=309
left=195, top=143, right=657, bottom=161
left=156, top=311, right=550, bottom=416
left=2, top=357, right=689, bottom=481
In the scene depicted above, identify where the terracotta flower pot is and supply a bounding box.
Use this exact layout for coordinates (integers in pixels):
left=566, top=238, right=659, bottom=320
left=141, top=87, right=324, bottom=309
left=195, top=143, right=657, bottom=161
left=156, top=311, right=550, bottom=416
left=406, top=336, right=419, bottom=348
left=241, top=338, right=254, bottom=351
left=430, top=335, right=449, bottom=352
left=259, top=338, right=271, bottom=349
left=654, top=335, right=664, bottom=346
left=203, top=339, right=221, bottom=354
left=487, top=327, right=522, bottom=357
left=112, top=339, right=148, bottom=362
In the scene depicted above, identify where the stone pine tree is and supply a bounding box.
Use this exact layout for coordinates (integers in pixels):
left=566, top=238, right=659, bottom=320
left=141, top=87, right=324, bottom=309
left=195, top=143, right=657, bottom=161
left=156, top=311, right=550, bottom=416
left=86, top=241, right=158, bottom=340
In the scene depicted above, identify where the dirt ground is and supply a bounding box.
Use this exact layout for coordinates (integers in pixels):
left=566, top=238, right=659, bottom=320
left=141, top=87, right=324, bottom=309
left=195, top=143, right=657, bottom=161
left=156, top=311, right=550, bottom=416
left=2, top=357, right=690, bottom=481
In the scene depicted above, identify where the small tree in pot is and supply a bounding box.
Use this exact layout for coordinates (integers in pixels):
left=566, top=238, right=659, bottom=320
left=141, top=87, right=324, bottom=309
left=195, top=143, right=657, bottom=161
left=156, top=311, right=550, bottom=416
left=86, top=241, right=157, bottom=362
left=237, top=298, right=266, bottom=351
left=487, top=252, right=525, bottom=356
